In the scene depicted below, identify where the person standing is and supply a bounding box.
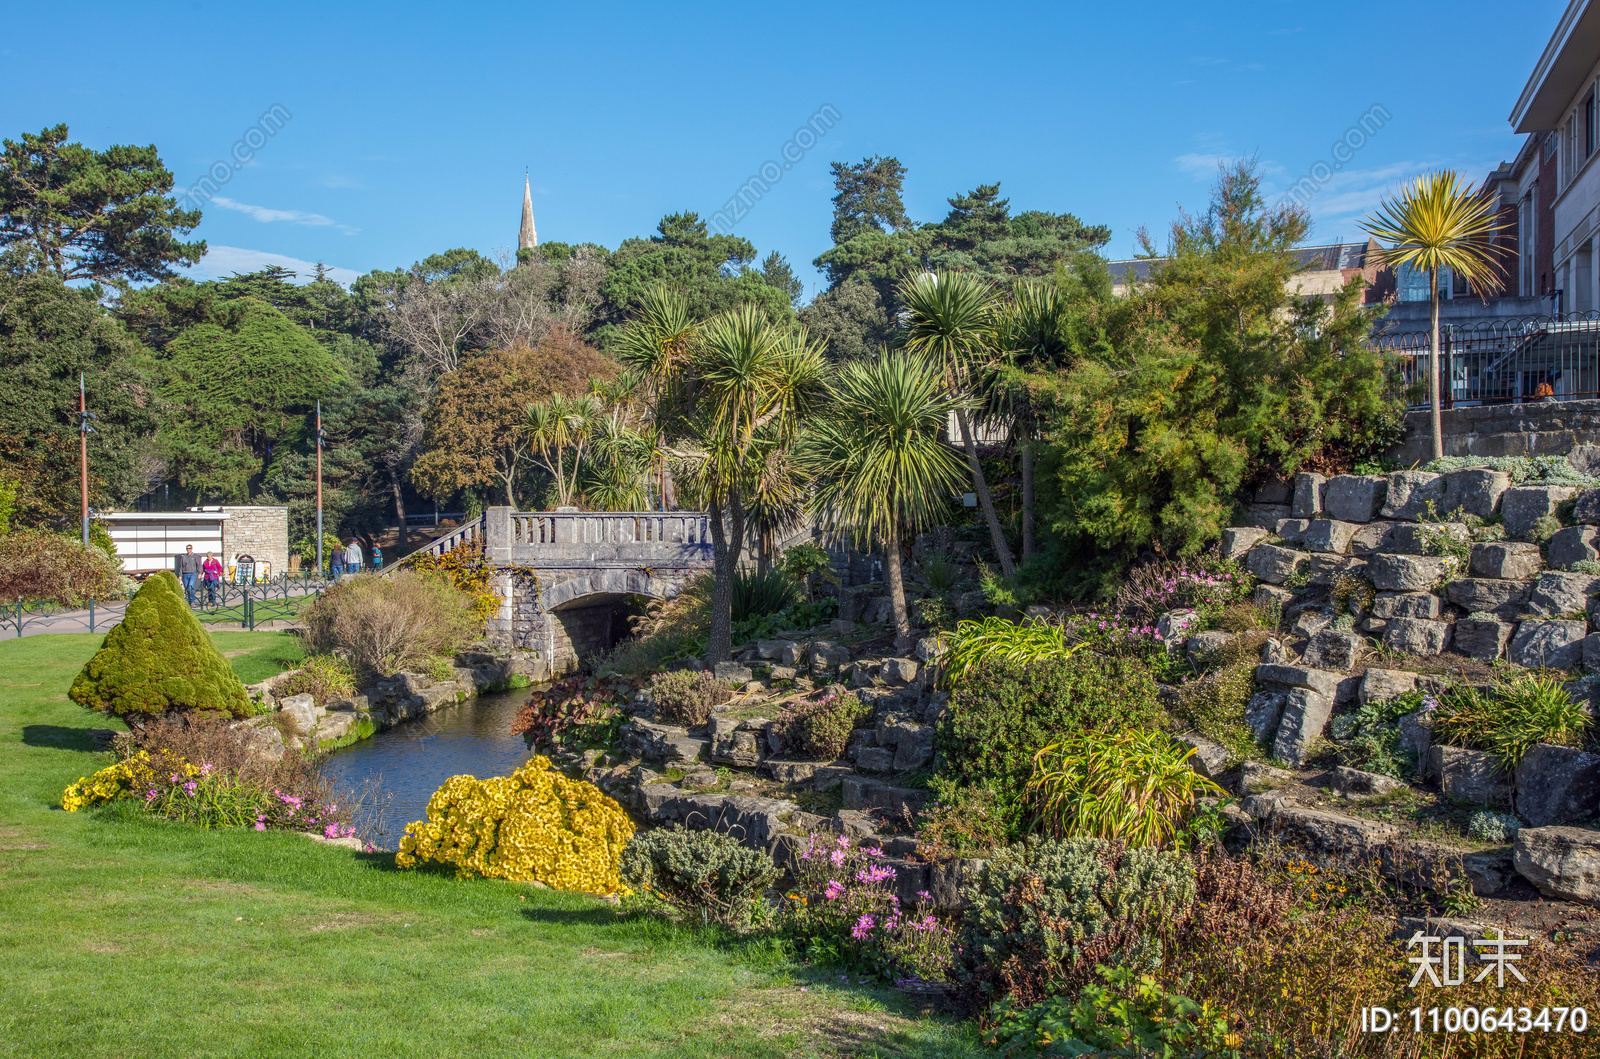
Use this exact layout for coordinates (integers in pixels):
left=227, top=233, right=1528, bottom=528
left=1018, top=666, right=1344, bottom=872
left=371, top=545, right=383, bottom=571
left=331, top=539, right=346, bottom=581
left=176, top=545, right=202, bottom=606
left=345, top=537, right=364, bottom=575
left=201, top=551, right=223, bottom=606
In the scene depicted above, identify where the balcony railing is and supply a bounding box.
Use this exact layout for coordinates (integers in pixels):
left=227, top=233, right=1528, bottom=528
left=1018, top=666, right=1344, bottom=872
left=1375, top=313, right=1600, bottom=407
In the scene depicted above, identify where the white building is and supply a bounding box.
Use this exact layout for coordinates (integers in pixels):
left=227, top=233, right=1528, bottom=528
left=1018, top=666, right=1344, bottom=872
left=98, top=506, right=289, bottom=580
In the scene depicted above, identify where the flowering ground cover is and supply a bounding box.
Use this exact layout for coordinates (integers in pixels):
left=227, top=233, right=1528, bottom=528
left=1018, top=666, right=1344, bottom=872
left=0, top=632, right=982, bottom=1058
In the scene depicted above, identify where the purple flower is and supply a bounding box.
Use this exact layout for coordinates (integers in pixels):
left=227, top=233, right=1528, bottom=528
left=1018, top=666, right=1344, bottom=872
left=824, top=880, right=845, bottom=900
left=916, top=890, right=932, bottom=901
left=830, top=849, right=846, bottom=867
left=855, top=865, right=896, bottom=885
left=851, top=914, right=876, bottom=939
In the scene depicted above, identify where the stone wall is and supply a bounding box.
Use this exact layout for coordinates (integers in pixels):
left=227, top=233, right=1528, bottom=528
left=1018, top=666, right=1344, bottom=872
left=548, top=602, right=622, bottom=675
left=221, top=506, right=289, bottom=579
left=1387, top=398, right=1600, bottom=466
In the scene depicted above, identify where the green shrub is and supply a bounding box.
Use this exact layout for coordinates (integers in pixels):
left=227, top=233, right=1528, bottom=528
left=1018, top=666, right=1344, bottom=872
left=779, top=542, right=837, bottom=601
left=986, top=965, right=1238, bottom=1059
left=0, top=527, right=120, bottom=605
left=1421, top=454, right=1598, bottom=488
left=1568, top=558, right=1600, bottom=575
left=620, top=826, right=780, bottom=930
left=942, top=616, right=1079, bottom=686
left=1026, top=728, right=1224, bottom=847
left=1468, top=811, right=1522, bottom=845
left=1432, top=675, right=1591, bottom=769
left=957, top=837, right=1196, bottom=1006
left=914, top=553, right=961, bottom=595
left=1332, top=691, right=1424, bottom=779
left=648, top=669, right=735, bottom=726
left=731, top=566, right=799, bottom=622
left=779, top=689, right=870, bottom=761
left=300, top=569, right=478, bottom=678
left=936, top=653, right=1160, bottom=818
left=69, top=571, right=251, bottom=724
left=915, top=781, right=1010, bottom=859
left=271, top=653, right=357, bottom=707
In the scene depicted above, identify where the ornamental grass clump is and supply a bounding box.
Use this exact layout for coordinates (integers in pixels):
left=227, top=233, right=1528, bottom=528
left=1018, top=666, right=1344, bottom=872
left=941, top=616, right=1079, bottom=686
left=300, top=568, right=479, bottom=679
left=69, top=571, right=251, bottom=724
left=396, top=755, right=633, bottom=893
left=620, top=827, right=780, bottom=930
left=783, top=832, right=957, bottom=983
left=1432, top=674, right=1592, bottom=769
left=1026, top=729, right=1224, bottom=847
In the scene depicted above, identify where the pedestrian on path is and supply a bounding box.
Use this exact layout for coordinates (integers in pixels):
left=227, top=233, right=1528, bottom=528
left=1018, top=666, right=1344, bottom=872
left=345, top=538, right=364, bottom=575
left=371, top=545, right=383, bottom=571
left=331, top=541, right=346, bottom=581
left=176, top=545, right=202, bottom=606
left=201, top=552, right=223, bottom=606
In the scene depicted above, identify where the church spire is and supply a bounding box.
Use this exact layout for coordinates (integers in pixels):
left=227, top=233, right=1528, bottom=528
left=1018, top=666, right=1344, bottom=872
left=519, top=174, right=537, bottom=251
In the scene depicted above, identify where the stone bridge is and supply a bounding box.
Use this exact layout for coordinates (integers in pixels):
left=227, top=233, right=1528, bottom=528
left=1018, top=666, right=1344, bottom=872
left=419, top=507, right=714, bottom=675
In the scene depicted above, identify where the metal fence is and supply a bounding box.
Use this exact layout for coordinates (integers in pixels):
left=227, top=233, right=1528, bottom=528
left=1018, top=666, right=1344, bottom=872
left=1375, top=313, right=1600, bottom=408
left=2, top=572, right=333, bottom=638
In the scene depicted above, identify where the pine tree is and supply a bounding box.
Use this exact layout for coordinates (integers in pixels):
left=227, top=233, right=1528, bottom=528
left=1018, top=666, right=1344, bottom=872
left=69, top=571, right=251, bottom=723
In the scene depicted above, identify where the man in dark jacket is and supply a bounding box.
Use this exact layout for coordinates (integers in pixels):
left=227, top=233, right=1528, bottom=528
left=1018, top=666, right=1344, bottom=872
left=176, top=545, right=203, bottom=606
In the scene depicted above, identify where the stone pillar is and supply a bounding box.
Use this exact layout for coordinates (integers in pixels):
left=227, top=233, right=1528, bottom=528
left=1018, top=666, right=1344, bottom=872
left=484, top=507, right=514, bottom=564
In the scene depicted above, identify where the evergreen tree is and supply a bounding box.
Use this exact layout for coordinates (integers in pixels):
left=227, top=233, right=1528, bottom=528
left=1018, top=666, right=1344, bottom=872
left=70, top=571, right=251, bottom=723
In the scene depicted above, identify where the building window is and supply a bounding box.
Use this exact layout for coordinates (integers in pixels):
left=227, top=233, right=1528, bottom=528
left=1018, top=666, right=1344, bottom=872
left=1588, top=87, right=1598, bottom=159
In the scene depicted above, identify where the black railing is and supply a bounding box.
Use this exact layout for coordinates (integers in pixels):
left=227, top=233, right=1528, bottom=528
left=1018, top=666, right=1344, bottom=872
left=4, top=572, right=334, bottom=638
left=1374, top=313, right=1600, bottom=407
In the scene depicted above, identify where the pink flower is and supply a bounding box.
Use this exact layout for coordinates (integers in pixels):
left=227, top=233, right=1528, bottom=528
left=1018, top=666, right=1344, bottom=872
left=824, top=880, right=845, bottom=900
left=324, top=824, right=339, bottom=838
left=830, top=849, right=846, bottom=867
left=851, top=914, right=875, bottom=939
left=916, top=890, right=932, bottom=901
left=855, top=865, right=896, bottom=885
left=254, top=821, right=266, bottom=831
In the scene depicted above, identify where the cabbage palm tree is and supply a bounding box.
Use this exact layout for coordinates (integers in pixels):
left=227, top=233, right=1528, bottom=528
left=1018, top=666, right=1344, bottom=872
left=802, top=350, right=971, bottom=648
left=993, top=278, right=1074, bottom=561
left=1362, top=171, right=1507, bottom=461
left=898, top=271, right=1018, bottom=578
left=671, top=306, right=828, bottom=663
left=525, top=391, right=601, bottom=506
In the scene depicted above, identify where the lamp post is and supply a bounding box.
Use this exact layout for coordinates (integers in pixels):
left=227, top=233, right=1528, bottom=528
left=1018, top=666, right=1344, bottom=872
left=316, top=400, right=324, bottom=577
left=78, top=373, right=95, bottom=546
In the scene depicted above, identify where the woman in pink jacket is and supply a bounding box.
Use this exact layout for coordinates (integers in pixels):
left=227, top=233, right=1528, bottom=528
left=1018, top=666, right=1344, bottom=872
left=201, top=552, right=224, bottom=606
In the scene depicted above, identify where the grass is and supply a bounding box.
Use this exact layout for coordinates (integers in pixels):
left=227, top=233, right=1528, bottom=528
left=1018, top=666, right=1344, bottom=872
left=0, top=632, right=982, bottom=1059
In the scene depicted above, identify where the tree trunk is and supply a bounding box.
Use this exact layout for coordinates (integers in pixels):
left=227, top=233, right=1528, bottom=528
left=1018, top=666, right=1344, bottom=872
left=1021, top=441, right=1035, bottom=563
left=502, top=473, right=517, bottom=510
left=389, top=467, right=409, bottom=551
left=884, top=517, right=912, bottom=651
left=1429, top=277, right=1444, bottom=462
left=955, top=408, right=1016, bottom=579
left=707, top=494, right=745, bottom=665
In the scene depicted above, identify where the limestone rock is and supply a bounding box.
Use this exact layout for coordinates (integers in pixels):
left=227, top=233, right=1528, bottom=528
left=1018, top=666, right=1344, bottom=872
left=928, top=857, right=986, bottom=910
left=1397, top=710, right=1432, bottom=775
left=1389, top=522, right=1469, bottom=556
left=766, top=761, right=824, bottom=784
left=1371, top=591, right=1442, bottom=620
left=1292, top=472, right=1326, bottom=518
left=1513, top=826, right=1600, bottom=904
left=1469, top=542, right=1542, bottom=580
left=1585, top=634, right=1600, bottom=672
left=1333, top=766, right=1407, bottom=796
left=1380, top=470, right=1445, bottom=520
left=1509, top=620, right=1587, bottom=670
left=1568, top=445, right=1600, bottom=478
left=1383, top=618, right=1452, bottom=657
left=1274, top=519, right=1310, bottom=545
left=813, top=765, right=853, bottom=792
left=1247, top=544, right=1302, bottom=585
left=756, top=639, right=790, bottom=661
left=1288, top=608, right=1333, bottom=640
left=1239, top=762, right=1297, bottom=793
left=1255, top=663, right=1341, bottom=697
left=879, top=658, right=919, bottom=685
left=1272, top=687, right=1334, bottom=766
left=1244, top=690, right=1286, bottom=744
left=1462, top=848, right=1517, bottom=895
left=1221, top=526, right=1270, bottom=561
left=1454, top=618, right=1513, bottom=661
left=709, top=718, right=765, bottom=768
left=1303, top=519, right=1357, bottom=555
left=1323, top=475, right=1388, bottom=523
left=1500, top=484, right=1579, bottom=539
left=841, top=774, right=928, bottom=816
left=1439, top=468, right=1511, bottom=519
left=714, top=662, right=754, bottom=684
left=892, top=724, right=935, bottom=770
left=1258, top=637, right=1289, bottom=664
left=277, top=694, right=318, bottom=733
left=236, top=716, right=285, bottom=762
left=1429, top=745, right=1511, bottom=807
left=780, top=640, right=809, bottom=667
left=1445, top=578, right=1532, bottom=617
left=854, top=746, right=894, bottom=772
left=1368, top=553, right=1450, bottom=592
left=1254, top=584, right=1294, bottom=609
left=1187, top=630, right=1236, bottom=667
left=1514, top=744, right=1600, bottom=828
left=1301, top=628, right=1365, bottom=671
left=1349, top=521, right=1400, bottom=555
left=1549, top=526, right=1600, bottom=571
left=1359, top=668, right=1417, bottom=704
left=1174, top=732, right=1230, bottom=778
left=1242, top=503, right=1291, bottom=528
left=1572, top=487, right=1600, bottom=525
left=913, top=636, right=946, bottom=664
left=769, top=665, right=797, bottom=681
left=1254, top=478, right=1292, bottom=504
left=809, top=641, right=852, bottom=679
left=1157, top=609, right=1199, bottom=644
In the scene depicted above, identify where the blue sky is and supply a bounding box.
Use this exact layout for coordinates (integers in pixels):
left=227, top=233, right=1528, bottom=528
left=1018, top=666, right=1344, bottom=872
left=0, top=0, right=1568, bottom=299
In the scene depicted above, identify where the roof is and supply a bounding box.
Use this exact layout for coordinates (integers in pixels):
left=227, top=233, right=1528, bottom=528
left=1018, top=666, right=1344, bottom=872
left=97, top=512, right=230, bottom=521
left=1107, top=241, right=1376, bottom=286
left=1510, top=0, right=1600, bottom=133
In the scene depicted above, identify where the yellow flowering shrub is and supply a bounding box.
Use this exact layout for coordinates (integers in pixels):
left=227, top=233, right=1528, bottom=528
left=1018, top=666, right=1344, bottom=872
left=61, top=751, right=159, bottom=811
left=395, top=755, right=634, bottom=893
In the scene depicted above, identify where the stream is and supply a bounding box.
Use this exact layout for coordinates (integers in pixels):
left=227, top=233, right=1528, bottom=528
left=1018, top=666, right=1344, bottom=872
left=316, top=684, right=547, bottom=849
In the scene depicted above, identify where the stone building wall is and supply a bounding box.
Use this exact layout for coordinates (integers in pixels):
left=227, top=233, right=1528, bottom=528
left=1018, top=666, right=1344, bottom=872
left=1387, top=399, right=1600, bottom=466
left=220, top=506, right=289, bottom=579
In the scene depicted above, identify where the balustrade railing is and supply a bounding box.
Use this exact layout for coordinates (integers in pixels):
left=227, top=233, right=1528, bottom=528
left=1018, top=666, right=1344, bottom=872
left=418, top=514, right=486, bottom=559
left=509, top=511, right=710, bottom=548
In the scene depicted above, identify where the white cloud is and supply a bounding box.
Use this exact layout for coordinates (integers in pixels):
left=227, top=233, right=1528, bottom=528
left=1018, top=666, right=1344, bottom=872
left=1175, top=153, right=1232, bottom=179
left=210, top=196, right=359, bottom=234
left=182, top=245, right=361, bottom=287
left=1270, top=158, right=1504, bottom=243
left=318, top=174, right=365, bottom=190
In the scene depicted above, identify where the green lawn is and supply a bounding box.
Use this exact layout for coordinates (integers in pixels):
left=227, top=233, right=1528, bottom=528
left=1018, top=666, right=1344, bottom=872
left=0, top=632, right=983, bottom=1058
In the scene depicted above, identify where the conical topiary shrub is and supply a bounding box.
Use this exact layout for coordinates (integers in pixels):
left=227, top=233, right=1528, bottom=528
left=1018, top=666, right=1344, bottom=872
left=70, top=571, right=251, bottom=723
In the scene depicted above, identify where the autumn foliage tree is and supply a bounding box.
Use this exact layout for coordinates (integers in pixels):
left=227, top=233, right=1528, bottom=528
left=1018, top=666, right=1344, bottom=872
left=410, top=328, right=616, bottom=509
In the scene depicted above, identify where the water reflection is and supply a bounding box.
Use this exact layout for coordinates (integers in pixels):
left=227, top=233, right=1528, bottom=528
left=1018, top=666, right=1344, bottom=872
left=317, top=685, right=545, bottom=849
